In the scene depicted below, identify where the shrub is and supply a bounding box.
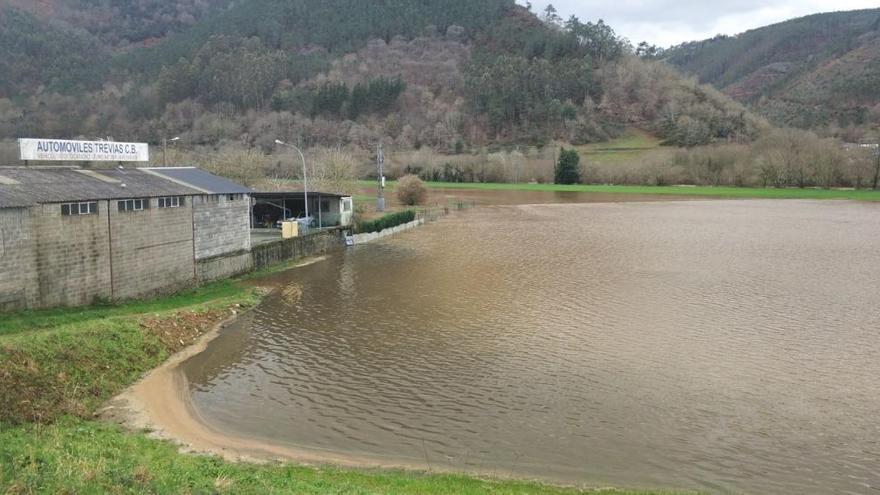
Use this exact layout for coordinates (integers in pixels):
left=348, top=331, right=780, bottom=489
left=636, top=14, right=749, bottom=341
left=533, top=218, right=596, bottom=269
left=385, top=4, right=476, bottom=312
left=554, top=148, right=581, bottom=184
left=356, top=210, right=416, bottom=234
left=396, top=174, right=427, bottom=205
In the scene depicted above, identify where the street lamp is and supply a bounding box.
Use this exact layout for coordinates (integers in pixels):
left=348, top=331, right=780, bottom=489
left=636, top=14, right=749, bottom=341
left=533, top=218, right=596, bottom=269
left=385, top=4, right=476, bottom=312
left=868, top=142, right=880, bottom=190
left=274, top=139, right=309, bottom=220
left=162, top=136, right=180, bottom=167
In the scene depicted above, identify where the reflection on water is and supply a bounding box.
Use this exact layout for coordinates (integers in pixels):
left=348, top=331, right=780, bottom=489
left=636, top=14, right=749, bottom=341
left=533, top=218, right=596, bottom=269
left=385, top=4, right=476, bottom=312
left=182, top=200, right=880, bottom=494
left=370, top=186, right=702, bottom=208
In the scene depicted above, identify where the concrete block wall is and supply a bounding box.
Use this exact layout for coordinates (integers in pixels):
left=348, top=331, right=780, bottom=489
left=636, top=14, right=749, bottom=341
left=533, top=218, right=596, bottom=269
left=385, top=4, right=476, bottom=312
left=251, top=229, right=345, bottom=271
left=196, top=250, right=252, bottom=283
left=351, top=219, right=425, bottom=245
left=0, top=208, right=38, bottom=311
left=197, top=229, right=347, bottom=283
left=108, top=198, right=196, bottom=300
left=33, top=202, right=112, bottom=308
left=193, top=194, right=251, bottom=260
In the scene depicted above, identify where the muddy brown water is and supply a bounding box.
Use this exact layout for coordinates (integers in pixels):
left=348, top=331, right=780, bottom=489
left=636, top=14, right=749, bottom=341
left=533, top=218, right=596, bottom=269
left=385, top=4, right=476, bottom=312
left=181, top=199, right=880, bottom=494
left=366, top=186, right=702, bottom=208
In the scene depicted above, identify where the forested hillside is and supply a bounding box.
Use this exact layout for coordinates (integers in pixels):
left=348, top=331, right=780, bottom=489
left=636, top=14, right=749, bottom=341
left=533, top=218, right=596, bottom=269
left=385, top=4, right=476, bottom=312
left=662, top=9, right=880, bottom=138
left=0, top=0, right=765, bottom=153
left=0, top=0, right=231, bottom=48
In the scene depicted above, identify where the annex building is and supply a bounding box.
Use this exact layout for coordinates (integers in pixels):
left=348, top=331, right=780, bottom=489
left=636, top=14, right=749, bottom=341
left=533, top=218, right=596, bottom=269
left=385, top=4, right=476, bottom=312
left=0, top=166, right=251, bottom=311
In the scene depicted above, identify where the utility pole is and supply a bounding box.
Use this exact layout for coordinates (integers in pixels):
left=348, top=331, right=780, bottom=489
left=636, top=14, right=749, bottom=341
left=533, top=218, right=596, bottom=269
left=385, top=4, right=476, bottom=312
left=377, top=140, right=385, bottom=212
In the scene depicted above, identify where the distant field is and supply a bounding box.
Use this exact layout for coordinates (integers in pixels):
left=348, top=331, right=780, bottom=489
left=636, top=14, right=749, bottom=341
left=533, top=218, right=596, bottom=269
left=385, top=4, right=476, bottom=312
left=573, top=130, right=662, bottom=167
left=360, top=180, right=880, bottom=202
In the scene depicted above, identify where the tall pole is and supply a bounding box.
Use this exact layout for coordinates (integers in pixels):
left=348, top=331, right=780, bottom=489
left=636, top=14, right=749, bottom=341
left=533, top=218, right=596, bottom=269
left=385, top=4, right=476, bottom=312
left=873, top=144, right=880, bottom=190
left=275, top=140, right=308, bottom=220
left=162, top=137, right=179, bottom=167
left=377, top=140, right=385, bottom=212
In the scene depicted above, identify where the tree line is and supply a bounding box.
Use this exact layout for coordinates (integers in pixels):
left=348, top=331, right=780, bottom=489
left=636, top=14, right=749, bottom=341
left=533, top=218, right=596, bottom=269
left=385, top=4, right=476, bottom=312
left=271, top=77, right=407, bottom=119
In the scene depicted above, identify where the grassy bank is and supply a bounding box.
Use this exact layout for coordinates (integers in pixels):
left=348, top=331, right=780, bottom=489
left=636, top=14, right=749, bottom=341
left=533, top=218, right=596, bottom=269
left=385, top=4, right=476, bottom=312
left=2, top=420, right=682, bottom=495
left=0, top=280, right=261, bottom=424
left=362, top=180, right=880, bottom=201
left=0, top=278, right=691, bottom=494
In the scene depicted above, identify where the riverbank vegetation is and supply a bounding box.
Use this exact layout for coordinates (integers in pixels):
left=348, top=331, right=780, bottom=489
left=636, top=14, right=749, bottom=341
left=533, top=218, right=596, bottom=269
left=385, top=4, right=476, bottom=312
left=107, top=126, right=879, bottom=204
left=368, top=180, right=880, bottom=202
left=355, top=209, right=417, bottom=234
left=380, top=129, right=880, bottom=190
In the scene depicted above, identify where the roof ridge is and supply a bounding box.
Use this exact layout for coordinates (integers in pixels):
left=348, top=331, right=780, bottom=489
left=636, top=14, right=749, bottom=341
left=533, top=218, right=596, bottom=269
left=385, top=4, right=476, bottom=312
left=140, top=168, right=212, bottom=194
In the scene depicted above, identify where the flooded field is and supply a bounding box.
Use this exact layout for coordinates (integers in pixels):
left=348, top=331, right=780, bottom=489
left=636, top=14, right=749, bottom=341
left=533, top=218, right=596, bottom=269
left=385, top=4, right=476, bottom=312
left=365, top=186, right=701, bottom=209
left=181, top=199, right=880, bottom=494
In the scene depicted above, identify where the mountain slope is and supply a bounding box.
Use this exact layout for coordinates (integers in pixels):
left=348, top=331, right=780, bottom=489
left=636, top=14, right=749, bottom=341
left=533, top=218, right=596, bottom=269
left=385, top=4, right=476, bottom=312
left=0, top=0, right=766, bottom=151
left=124, top=0, right=513, bottom=75
left=662, top=9, right=880, bottom=134
left=0, top=0, right=231, bottom=49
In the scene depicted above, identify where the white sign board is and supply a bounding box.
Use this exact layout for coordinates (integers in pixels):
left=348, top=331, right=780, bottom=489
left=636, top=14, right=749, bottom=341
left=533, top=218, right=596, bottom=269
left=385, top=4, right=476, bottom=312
left=19, top=138, right=149, bottom=162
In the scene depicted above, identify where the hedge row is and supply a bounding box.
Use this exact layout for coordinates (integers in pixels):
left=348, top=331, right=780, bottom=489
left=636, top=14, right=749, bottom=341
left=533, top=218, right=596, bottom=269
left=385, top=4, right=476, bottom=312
left=355, top=210, right=416, bottom=234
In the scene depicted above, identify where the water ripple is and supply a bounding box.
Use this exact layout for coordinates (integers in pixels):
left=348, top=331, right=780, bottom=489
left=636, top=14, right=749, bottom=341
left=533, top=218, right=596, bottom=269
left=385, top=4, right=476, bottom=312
left=183, top=200, right=880, bottom=494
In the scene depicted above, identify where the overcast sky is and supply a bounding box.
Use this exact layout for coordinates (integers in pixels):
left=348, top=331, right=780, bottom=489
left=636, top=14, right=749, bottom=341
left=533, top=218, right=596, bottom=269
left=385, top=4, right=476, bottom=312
left=519, top=1, right=879, bottom=47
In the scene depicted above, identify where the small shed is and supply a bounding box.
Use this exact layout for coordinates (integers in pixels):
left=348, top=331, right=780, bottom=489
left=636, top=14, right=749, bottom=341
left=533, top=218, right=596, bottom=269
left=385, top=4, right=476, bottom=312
left=251, top=191, right=352, bottom=229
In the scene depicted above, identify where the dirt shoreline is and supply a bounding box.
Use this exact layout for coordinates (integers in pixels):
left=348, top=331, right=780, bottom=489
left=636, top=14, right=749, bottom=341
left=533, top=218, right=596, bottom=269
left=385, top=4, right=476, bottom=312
left=98, top=255, right=467, bottom=476
left=103, top=312, right=449, bottom=473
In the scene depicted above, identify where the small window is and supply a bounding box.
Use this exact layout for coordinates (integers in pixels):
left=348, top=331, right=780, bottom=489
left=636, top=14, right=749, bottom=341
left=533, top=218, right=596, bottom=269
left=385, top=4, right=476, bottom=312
left=118, top=198, right=148, bottom=212
left=205, top=195, right=220, bottom=203
left=342, top=198, right=352, bottom=212
left=227, top=193, right=243, bottom=202
left=158, top=196, right=184, bottom=208
left=61, top=202, right=97, bottom=216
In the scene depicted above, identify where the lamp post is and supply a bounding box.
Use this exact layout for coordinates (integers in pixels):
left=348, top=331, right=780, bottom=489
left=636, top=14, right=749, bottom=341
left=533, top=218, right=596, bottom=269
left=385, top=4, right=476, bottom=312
left=870, top=143, right=880, bottom=190
left=162, top=136, right=180, bottom=167
left=274, top=139, right=309, bottom=220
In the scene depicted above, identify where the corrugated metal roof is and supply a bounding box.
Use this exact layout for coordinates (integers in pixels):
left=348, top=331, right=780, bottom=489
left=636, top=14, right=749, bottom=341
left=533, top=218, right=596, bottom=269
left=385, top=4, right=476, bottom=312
left=0, top=167, right=201, bottom=208
left=252, top=191, right=347, bottom=199
left=143, top=167, right=252, bottom=194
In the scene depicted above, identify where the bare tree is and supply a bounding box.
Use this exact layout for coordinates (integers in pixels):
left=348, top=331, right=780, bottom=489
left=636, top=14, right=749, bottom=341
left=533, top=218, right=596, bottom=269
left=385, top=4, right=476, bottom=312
left=309, top=148, right=359, bottom=195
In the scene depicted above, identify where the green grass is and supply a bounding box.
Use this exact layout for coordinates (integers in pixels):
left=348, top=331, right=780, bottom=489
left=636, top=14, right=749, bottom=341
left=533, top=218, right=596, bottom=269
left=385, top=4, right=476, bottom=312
left=0, top=280, right=252, bottom=338
left=0, top=420, right=688, bottom=495
left=0, top=280, right=260, bottom=424
left=362, top=180, right=880, bottom=201
left=0, top=275, right=693, bottom=494
left=573, top=131, right=661, bottom=166
left=356, top=128, right=878, bottom=202
left=584, top=131, right=660, bottom=151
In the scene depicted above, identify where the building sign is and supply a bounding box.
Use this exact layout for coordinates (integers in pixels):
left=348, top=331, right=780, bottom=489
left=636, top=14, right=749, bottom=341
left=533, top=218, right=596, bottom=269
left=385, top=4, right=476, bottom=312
left=19, top=138, right=150, bottom=162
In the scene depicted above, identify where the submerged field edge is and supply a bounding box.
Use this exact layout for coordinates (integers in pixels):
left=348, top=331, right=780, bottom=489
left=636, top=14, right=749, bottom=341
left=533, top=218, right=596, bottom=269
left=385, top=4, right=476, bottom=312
left=359, top=180, right=880, bottom=201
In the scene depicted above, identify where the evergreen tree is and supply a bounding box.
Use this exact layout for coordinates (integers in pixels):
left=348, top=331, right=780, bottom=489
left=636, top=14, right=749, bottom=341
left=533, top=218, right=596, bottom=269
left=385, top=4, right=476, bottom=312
left=555, top=148, right=581, bottom=184
left=542, top=4, right=562, bottom=26
left=313, top=82, right=349, bottom=117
